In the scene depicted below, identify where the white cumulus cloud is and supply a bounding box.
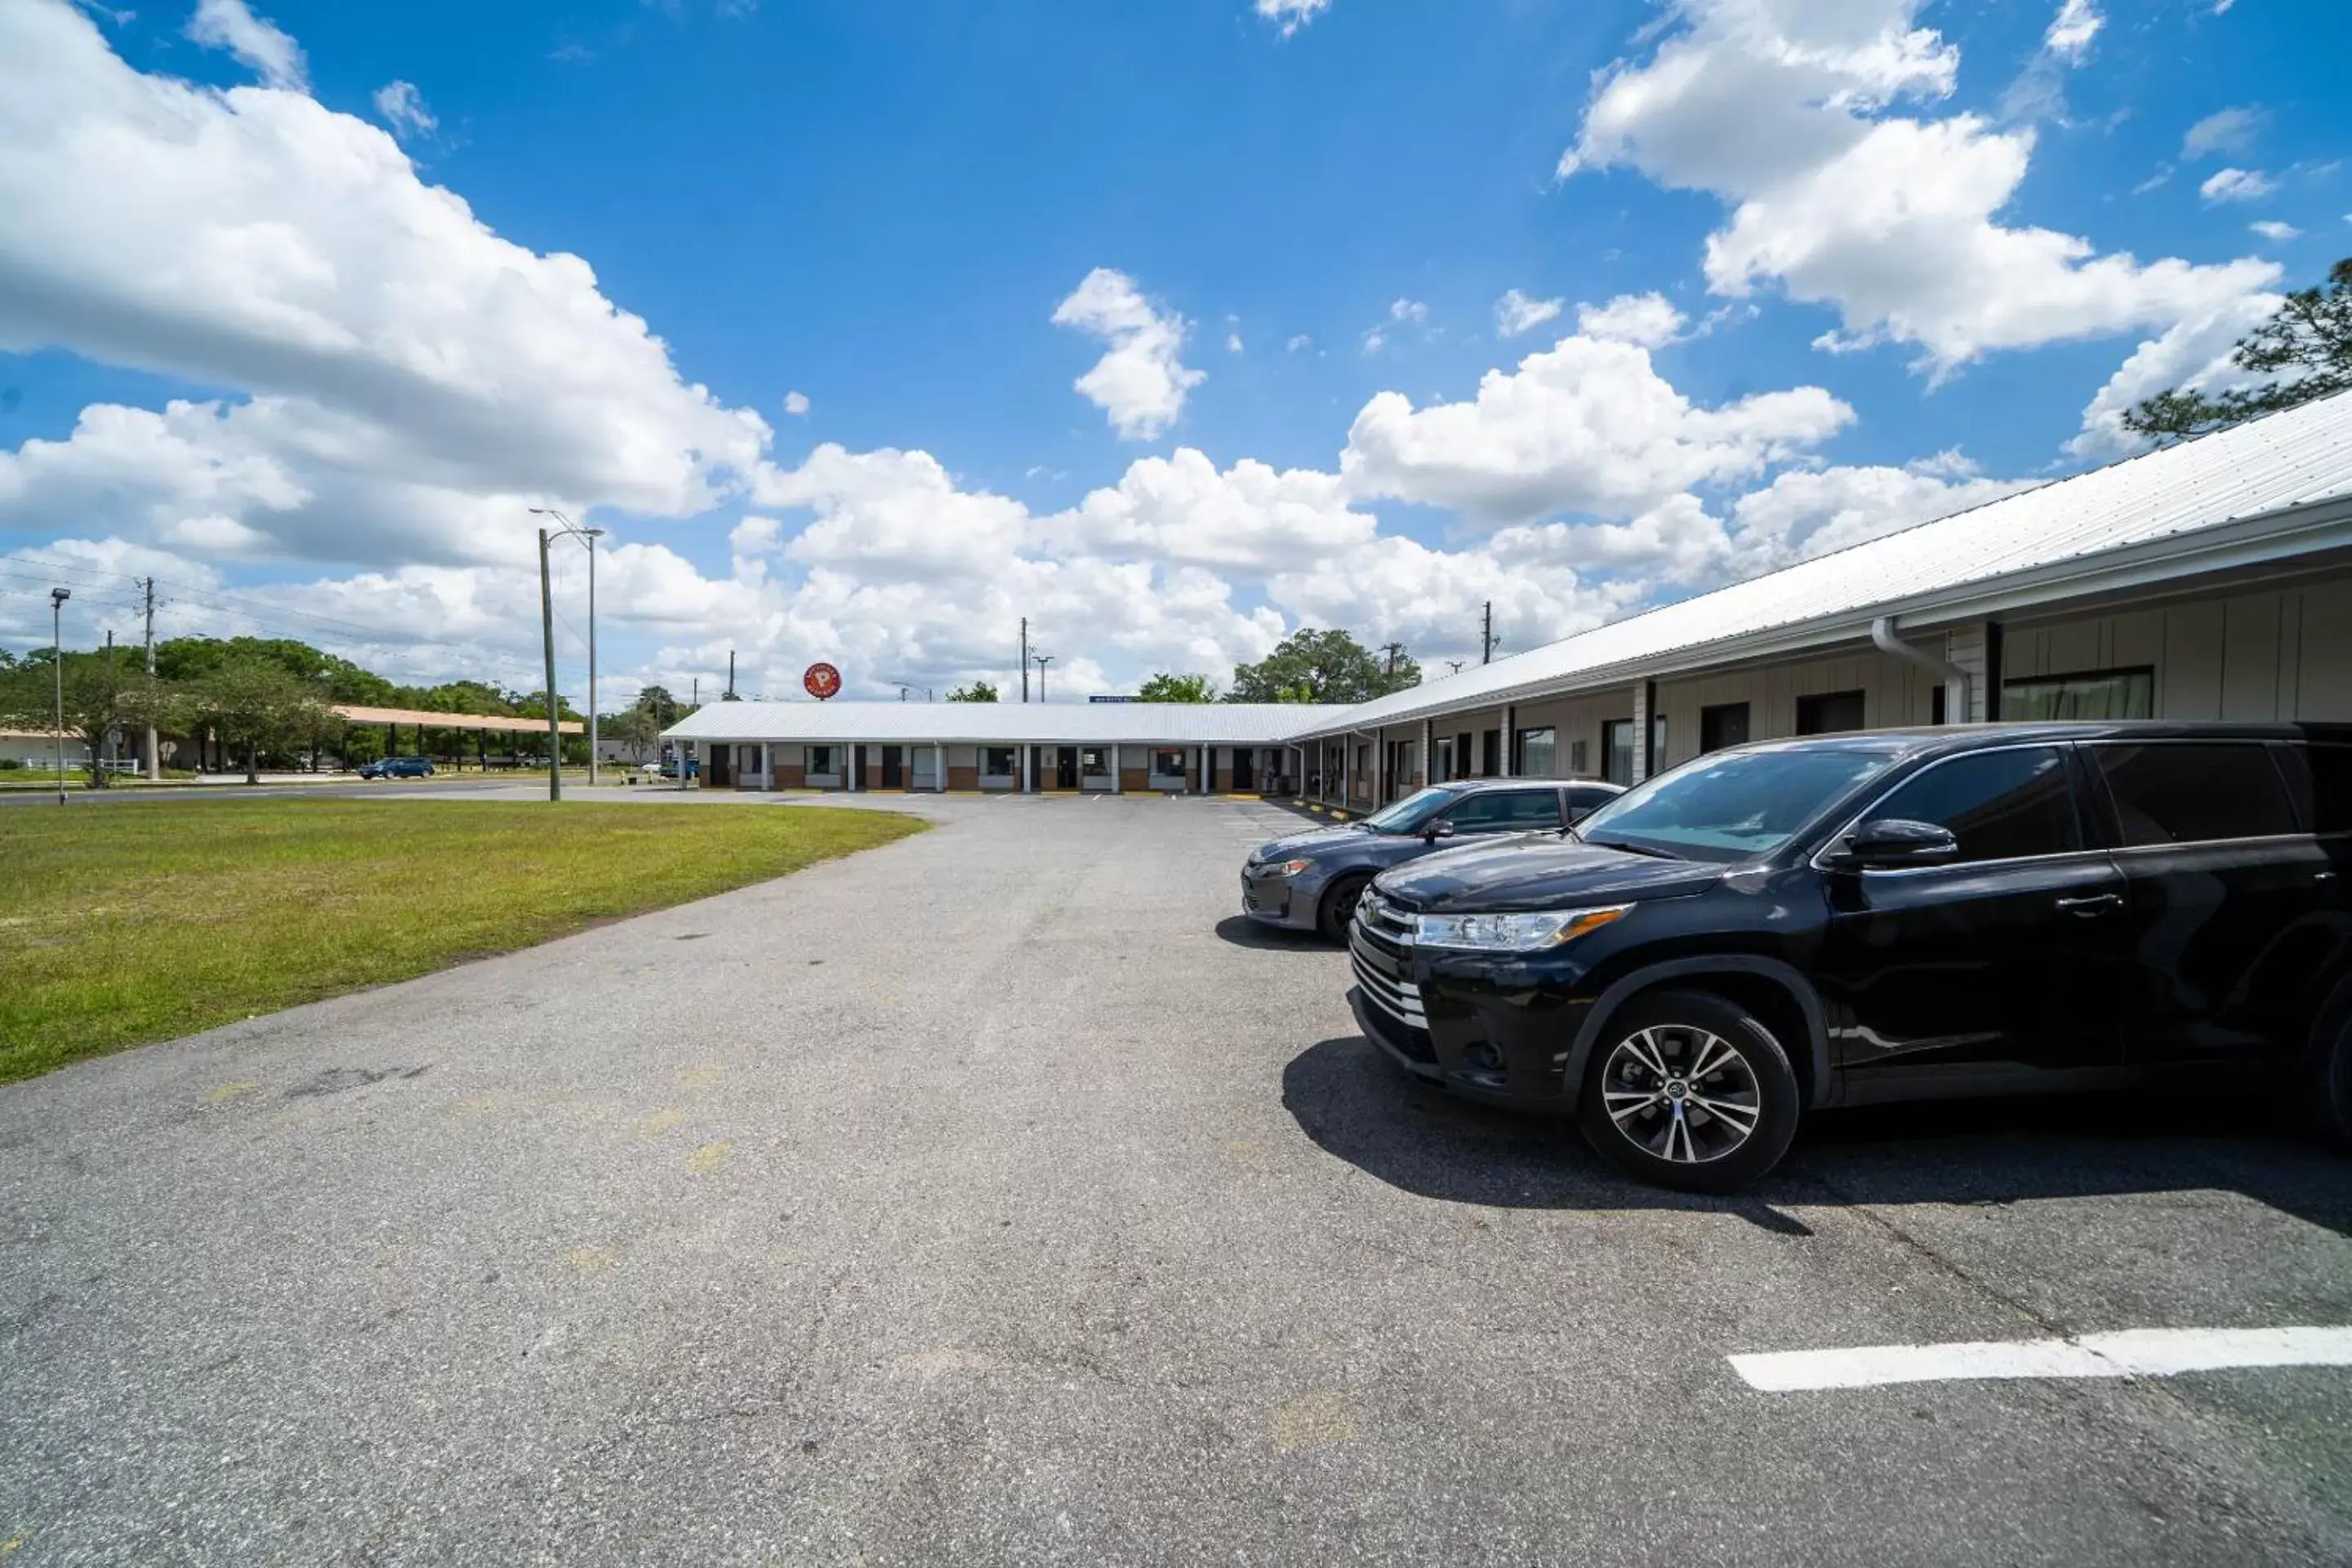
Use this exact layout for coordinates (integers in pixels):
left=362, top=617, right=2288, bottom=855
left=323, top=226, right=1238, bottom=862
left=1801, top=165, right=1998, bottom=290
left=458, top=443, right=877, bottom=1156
left=2201, top=167, right=2276, bottom=203
left=1340, top=331, right=1851, bottom=524
left=372, top=80, right=435, bottom=141
left=0, top=0, right=768, bottom=569
left=782, top=390, right=811, bottom=416
left=186, top=0, right=304, bottom=90
left=1495, top=288, right=1565, bottom=337
left=1558, top=0, right=2278, bottom=373
left=1255, top=0, right=1331, bottom=38
left=1575, top=292, right=1686, bottom=348
left=1051, top=268, right=1205, bottom=441
left=2182, top=105, right=2262, bottom=160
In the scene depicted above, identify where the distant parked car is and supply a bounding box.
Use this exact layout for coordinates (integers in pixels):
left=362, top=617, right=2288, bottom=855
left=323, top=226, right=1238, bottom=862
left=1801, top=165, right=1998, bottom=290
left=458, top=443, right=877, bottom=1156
left=1242, top=777, right=1624, bottom=941
left=359, top=756, right=434, bottom=780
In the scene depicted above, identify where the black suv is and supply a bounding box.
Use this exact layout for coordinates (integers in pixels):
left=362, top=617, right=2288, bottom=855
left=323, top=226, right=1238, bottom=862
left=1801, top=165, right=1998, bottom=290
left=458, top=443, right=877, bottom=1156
left=1348, top=723, right=2352, bottom=1192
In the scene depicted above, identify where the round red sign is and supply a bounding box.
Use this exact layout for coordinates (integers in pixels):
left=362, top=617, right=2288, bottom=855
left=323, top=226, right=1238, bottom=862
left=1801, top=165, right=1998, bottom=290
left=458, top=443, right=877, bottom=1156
left=804, top=662, right=842, bottom=701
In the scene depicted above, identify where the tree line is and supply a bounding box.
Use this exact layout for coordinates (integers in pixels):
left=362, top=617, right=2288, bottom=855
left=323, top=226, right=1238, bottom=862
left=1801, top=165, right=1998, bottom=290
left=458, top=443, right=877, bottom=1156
left=0, top=635, right=604, bottom=786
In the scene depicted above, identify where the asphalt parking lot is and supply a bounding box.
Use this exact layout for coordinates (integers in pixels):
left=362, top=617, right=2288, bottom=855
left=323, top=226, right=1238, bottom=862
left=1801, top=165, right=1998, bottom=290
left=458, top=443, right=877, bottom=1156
left=2, top=792, right=2348, bottom=1564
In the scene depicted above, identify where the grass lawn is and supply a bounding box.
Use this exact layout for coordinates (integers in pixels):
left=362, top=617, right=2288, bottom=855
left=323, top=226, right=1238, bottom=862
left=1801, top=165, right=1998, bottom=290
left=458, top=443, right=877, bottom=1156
left=0, top=799, right=926, bottom=1083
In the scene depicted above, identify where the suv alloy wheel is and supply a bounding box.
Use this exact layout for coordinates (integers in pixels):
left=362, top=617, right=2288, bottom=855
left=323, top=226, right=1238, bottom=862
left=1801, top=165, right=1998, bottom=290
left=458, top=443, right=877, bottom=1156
left=1575, top=989, right=1802, bottom=1193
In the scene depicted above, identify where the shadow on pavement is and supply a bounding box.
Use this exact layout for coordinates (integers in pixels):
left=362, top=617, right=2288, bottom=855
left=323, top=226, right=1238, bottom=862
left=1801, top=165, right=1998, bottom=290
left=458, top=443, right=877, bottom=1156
left=1281, top=1035, right=2352, bottom=1239
left=1212, top=915, right=1332, bottom=952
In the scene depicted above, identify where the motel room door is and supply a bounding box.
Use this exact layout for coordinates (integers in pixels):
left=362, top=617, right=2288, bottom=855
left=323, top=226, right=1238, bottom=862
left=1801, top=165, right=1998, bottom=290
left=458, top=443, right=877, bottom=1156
left=880, top=745, right=904, bottom=789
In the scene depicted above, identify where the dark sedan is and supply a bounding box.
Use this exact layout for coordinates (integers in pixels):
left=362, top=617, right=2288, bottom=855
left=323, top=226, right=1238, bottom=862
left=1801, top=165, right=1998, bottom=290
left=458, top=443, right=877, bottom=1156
left=358, top=756, right=434, bottom=780
left=1243, top=777, right=1623, bottom=940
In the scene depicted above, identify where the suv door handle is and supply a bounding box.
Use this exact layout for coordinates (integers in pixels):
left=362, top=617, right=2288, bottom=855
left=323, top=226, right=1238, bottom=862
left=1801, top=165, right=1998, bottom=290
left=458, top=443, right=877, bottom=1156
left=2056, top=893, right=2123, bottom=915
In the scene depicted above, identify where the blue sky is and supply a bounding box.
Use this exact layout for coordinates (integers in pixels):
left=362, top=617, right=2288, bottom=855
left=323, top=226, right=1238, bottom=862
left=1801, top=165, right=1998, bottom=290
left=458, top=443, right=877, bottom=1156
left=1, top=0, right=2345, bottom=703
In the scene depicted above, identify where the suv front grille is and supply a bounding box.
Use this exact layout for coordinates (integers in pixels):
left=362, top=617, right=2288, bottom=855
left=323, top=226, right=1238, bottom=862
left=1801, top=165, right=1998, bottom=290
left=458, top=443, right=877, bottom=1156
left=1349, top=938, right=1427, bottom=1031
left=1355, top=891, right=1418, bottom=947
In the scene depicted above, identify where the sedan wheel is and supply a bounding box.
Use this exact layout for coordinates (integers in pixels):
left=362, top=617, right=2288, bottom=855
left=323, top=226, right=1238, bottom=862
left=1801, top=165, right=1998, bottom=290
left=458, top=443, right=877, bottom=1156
left=1575, top=988, right=1801, bottom=1193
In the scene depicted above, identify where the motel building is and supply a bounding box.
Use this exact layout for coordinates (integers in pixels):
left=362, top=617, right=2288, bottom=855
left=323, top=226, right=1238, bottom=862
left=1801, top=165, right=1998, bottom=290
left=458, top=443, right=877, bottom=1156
left=666, top=390, right=2352, bottom=803
left=658, top=702, right=1348, bottom=795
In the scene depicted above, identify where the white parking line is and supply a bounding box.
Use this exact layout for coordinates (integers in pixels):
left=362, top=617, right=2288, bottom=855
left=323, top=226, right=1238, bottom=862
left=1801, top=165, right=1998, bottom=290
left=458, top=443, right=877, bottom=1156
left=1730, top=1326, right=2352, bottom=1392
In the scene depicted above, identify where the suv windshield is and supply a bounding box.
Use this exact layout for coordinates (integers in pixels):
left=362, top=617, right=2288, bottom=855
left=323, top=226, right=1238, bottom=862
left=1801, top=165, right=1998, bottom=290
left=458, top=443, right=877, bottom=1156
left=1360, top=786, right=1462, bottom=834
left=1575, top=748, right=1891, bottom=863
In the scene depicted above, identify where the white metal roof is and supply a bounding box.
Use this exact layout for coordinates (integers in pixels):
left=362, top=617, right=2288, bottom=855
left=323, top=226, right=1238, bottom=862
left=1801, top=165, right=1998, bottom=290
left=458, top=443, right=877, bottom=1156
left=663, top=700, right=1348, bottom=746
left=1295, top=389, right=2352, bottom=738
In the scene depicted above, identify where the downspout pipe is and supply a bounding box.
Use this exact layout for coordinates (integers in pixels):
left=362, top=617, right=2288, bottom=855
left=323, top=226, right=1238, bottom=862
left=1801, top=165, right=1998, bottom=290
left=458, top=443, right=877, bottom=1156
left=1871, top=617, right=1971, bottom=724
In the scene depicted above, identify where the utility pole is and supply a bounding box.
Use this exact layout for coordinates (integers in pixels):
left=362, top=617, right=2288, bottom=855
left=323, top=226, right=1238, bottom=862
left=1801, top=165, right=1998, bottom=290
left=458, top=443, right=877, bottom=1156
left=1020, top=617, right=1030, bottom=703
left=693, top=676, right=700, bottom=707
left=1481, top=601, right=1495, bottom=665
left=537, top=527, right=561, bottom=802
left=586, top=528, right=599, bottom=786
left=105, top=630, right=115, bottom=780
left=140, top=577, right=158, bottom=781
left=727, top=650, right=737, bottom=700
left=1380, top=641, right=1405, bottom=678
left=50, top=588, right=69, bottom=804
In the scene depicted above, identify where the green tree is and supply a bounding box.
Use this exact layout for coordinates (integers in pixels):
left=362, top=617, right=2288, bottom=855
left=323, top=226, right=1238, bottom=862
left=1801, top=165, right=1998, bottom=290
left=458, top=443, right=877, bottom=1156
left=0, top=647, right=171, bottom=787
left=947, top=680, right=1000, bottom=702
left=184, top=658, right=330, bottom=785
left=2124, top=257, right=2352, bottom=443
left=1227, top=629, right=1419, bottom=704
left=603, top=705, right=662, bottom=764
left=1138, top=672, right=1218, bottom=702
left=635, top=685, right=685, bottom=727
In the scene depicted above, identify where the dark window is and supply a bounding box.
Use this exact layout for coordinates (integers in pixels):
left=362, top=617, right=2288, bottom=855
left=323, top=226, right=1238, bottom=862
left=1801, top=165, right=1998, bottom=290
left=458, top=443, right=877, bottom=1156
left=1151, top=748, right=1184, bottom=777
left=1514, top=727, right=1557, bottom=777
left=1861, top=746, right=2080, bottom=864
left=1700, top=702, right=1751, bottom=753
left=1601, top=720, right=1635, bottom=786
left=1567, top=784, right=1619, bottom=818
left=980, top=746, right=1015, bottom=777
left=2089, top=742, right=2297, bottom=846
left=1449, top=789, right=1561, bottom=831
left=2277, top=744, right=2352, bottom=835
left=1080, top=747, right=1110, bottom=776
left=2003, top=666, right=2154, bottom=721
left=1931, top=684, right=1947, bottom=726
left=1796, top=690, right=1865, bottom=736
left=808, top=745, right=835, bottom=774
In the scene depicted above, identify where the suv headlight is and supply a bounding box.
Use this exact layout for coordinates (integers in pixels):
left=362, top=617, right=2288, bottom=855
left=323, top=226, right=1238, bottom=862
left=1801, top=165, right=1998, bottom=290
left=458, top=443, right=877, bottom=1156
left=1414, top=904, right=1629, bottom=952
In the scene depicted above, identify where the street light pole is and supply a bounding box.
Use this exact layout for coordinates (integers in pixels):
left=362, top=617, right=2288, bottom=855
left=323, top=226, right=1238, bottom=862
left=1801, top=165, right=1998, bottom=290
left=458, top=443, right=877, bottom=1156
left=50, top=587, right=69, bottom=805
left=537, top=528, right=560, bottom=802
left=529, top=508, right=606, bottom=789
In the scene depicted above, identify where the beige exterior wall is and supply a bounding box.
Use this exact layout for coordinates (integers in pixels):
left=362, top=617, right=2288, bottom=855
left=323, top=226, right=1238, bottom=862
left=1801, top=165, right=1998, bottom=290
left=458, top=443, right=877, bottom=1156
left=1650, top=649, right=1940, bottom=772
left=2002, top=572, right=2352, bottom=723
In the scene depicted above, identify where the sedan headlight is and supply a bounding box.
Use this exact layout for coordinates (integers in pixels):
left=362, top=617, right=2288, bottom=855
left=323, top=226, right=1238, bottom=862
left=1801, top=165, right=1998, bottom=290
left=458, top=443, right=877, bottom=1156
left=1414, top=904, right=1629, bottom=952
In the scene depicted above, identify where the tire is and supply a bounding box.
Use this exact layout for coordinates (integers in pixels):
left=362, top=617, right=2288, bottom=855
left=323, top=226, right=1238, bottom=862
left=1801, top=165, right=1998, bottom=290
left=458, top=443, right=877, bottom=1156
left=1317, top=873, right=1372, bottom=944
left=1574, top=988, right=1802, bottom=1194
left=2310, top=1010, right=2352, bottom=1148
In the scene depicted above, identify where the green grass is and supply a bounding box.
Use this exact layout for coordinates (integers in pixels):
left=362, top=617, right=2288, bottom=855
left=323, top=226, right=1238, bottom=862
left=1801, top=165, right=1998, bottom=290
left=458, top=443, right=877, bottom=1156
left=0, top=799, right=926, bottom=1083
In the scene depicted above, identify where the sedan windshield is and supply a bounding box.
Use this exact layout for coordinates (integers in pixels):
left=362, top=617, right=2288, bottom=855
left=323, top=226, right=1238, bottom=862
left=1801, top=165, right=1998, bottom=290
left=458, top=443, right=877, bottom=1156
left=1360, top=786, right=1460, bottom=835
left=1574, top=748, right=1892, bottom=864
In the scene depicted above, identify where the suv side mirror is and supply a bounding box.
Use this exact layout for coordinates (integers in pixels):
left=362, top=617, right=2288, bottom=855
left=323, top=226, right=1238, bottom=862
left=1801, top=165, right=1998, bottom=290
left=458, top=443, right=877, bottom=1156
left=1835, top=817, right=1958, bottom=870
left=1424, top=818, right=1456, bottom=842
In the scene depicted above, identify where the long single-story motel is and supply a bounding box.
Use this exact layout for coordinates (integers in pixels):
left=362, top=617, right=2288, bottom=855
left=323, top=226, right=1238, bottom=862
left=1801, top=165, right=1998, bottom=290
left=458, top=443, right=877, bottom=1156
left=665, top=390, right=2352, bottom=805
